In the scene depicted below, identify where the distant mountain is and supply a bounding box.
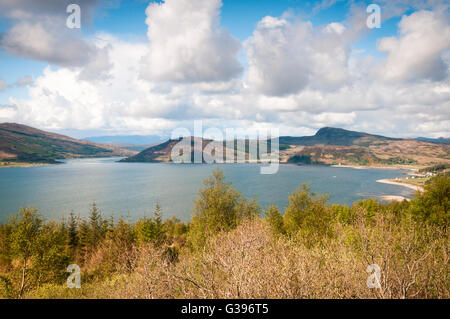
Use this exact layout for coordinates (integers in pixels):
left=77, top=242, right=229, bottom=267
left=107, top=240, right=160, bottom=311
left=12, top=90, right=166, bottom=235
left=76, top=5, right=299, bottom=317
left=280, top=128, right=449, bottom=166
left=121, top=127, right=450, bottom=167
left=415, top=137, right=450, bottom=144
left=113, top=144, right=159, bottom=152
left=84, top=135, right=166, bottom=145
left=279, top=127, right=397, bottom=146
left=0, top=123, right=135, bottom=164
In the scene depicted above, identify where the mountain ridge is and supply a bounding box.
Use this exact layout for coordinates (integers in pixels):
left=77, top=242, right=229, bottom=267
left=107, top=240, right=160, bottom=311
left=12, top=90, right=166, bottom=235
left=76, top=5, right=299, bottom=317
left=122, top=127, right=450, bottom=167
left=279, top=127, right=398, bottom=146
left=1, top=123, right=449, bottom=167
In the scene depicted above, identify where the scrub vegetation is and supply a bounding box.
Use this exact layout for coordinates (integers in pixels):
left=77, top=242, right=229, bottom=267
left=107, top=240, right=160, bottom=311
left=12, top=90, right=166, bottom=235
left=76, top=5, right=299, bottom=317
left=0, top=169, right=448, bottom=299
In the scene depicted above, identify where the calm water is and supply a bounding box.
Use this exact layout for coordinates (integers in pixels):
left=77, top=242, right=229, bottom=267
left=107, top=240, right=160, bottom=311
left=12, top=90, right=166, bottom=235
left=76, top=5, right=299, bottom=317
left=0, top=157, right=414, bottom=222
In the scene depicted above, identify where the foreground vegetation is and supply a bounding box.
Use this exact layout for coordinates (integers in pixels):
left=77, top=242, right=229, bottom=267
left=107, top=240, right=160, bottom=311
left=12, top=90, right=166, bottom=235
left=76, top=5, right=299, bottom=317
left=0, top=169, right=448, bottom=299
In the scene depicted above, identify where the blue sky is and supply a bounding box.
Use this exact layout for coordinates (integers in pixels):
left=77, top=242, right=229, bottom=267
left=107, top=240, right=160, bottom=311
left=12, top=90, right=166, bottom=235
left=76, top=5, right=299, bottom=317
left=0, top=0, right=448, bottom=138
left=91, top=0, right=398, bottom=47
left=0, top=0, right=398, bottom=103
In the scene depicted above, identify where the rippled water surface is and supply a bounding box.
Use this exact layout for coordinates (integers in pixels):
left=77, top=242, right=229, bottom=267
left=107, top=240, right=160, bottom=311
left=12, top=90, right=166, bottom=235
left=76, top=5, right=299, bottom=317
left=0, top=158, right=414, bottom=221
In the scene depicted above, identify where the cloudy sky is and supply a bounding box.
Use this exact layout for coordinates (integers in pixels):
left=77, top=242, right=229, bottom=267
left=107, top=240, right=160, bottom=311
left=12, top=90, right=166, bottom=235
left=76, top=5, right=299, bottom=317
left=0, top=0, right=449, bottom=139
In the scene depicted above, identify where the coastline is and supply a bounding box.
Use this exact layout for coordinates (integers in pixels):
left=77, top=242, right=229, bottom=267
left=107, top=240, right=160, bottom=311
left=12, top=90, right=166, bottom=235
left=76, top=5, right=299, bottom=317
left=376, top=178, right=424, bottom=192
left=0, top=162, right=51, bottom=168
left=380, top=195, right=411, bottom=202
left=331, top=164, right=420, bottom=171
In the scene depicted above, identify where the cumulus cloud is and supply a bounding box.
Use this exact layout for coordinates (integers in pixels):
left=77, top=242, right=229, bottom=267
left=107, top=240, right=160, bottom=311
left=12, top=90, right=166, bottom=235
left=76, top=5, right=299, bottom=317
left=245, top=16, right=353, bottom=96
left=0, top=78, right=6, bottom=91
left=0, top=76, right=33, bottom=92
left=4, top=38, right=184, bottom=133
left=378, top=0, right=449, bottom=20
left=245, top=17, right=312, bottom=96
left=0, top=0, right=98, bottom=20
left=2, top=21, right=93, bottom=66
left=15, top=75, right=33, bottom=87
left=0, top=104, right=17, bottom=122
left=1, top=3, right=449, bottom=139
left=0, top=0, right=110, bottom=76
left=376, top=10, right=450, bottom=82
left=141, top=0, right=242, bottom=83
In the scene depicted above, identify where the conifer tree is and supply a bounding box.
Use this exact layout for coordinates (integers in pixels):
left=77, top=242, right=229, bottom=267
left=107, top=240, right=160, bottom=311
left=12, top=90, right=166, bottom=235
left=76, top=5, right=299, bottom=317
left=78, top=218, right=91, bottom=258
left=88, top=203, right=102, bottom=247
left=153, top=203, right=166, bottom=246
left=68, top=211, right=78, bottom=249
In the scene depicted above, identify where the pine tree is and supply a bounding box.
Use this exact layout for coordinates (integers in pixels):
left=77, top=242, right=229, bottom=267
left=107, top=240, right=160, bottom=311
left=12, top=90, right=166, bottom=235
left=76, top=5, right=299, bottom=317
left=78, top=218, right=90, bottom=259
left=105, top=215, right=115, bottom=240
left=88, top=203, right=102, bottom=247
left=153, top=203, right=166, bottom=246
left=135, top=216, right=153, bottom=243
left=68, top=211, right=78, bottom=249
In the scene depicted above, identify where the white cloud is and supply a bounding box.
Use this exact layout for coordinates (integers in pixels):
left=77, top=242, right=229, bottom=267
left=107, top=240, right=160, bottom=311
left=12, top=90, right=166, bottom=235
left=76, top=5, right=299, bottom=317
left=141, top=0, right=242, bottom=83
left=0, top=79, right=6, bottom=91
left=1, top=5, right=449, bottom=139
left=0, top=0, right=109, bottom=73
left=245, top=16, right=352, bottom=96
left=376, top=10, right=450, bottom=82
left=5, top=37, right=188, bottom=133
left=324, top=22, right=346, bottom=34
left=0, top=104, right=17, bottom=122
left=15, top=75, right=33, bottom=87
left=0, top=20, right=110, bottom=71
left=245, top=17, right=312, bottom=96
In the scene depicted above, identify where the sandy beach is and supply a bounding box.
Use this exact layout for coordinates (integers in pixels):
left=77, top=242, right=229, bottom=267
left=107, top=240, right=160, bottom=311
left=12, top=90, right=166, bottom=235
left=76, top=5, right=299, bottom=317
left=377, top=179, right=424, bottom=192
left=380, top=195, right=411, bottom=202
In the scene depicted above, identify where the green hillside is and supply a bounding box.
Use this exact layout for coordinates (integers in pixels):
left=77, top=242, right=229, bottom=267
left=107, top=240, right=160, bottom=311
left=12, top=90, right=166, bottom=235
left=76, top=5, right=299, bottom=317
left=0, top=123, right=134, bottom=164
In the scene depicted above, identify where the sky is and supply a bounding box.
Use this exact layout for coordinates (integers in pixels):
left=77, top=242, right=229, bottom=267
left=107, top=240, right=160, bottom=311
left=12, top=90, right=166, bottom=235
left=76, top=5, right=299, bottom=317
left=0, top=0, right=448, bottom=139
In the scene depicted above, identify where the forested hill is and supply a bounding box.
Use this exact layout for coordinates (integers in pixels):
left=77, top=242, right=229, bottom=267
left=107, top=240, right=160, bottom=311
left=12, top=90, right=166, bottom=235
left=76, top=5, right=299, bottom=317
left=0, top=123, right=135, bottom=164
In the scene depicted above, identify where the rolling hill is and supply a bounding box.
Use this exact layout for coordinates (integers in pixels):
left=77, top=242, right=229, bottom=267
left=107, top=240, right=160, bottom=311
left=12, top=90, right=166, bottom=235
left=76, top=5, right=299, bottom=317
left=0, top=123, right=135, bottom=164
left=279, top=128, right=449, bottom=166
left=120, top=137, right=243, bottom=163
left=120, top=138, right=184, bottom=163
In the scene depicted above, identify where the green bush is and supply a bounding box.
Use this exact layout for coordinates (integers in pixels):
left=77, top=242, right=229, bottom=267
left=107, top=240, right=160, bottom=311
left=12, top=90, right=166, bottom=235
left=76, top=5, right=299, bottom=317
left=283, top=185, right=334, bottom=245
left=187, top=168, right=259, bottom=250
left=412, top=175, right=449, bottom=228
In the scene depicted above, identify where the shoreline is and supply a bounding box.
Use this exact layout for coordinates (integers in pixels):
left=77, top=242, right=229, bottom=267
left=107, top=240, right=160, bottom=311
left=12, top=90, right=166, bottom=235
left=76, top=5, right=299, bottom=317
left=331, top=164, right=419, bottom=171
left=380, top=195, right=411, bottom=202
left=376, top=179, right=424, bottom=192
left=0, top=160, right=423, bottom=171
left=0, top=162, right=51, bottom=168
